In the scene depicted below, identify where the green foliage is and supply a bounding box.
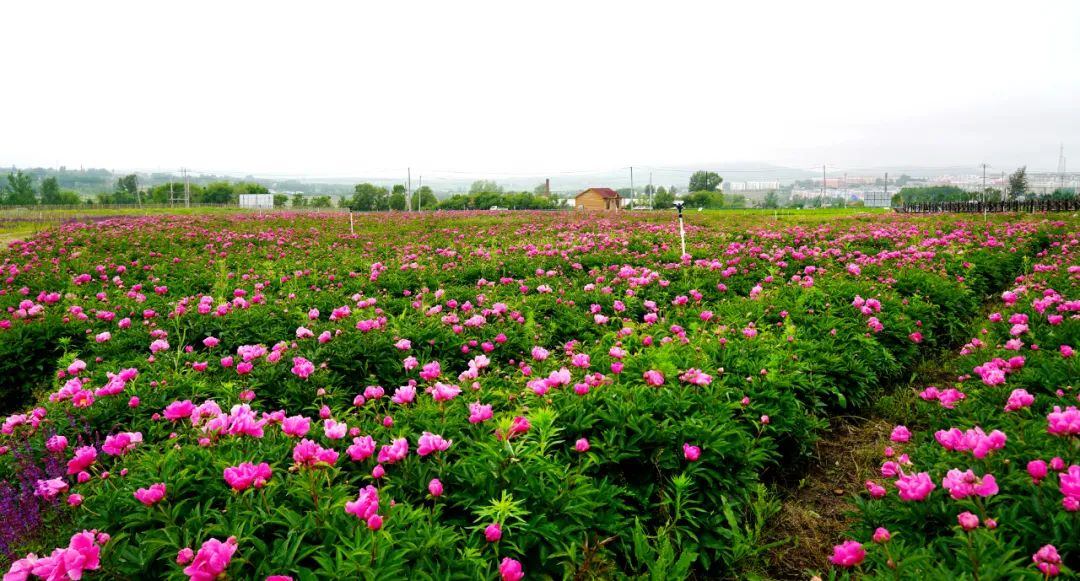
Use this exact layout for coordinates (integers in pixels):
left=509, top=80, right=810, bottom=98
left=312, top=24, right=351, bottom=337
left=1008, top=166, right=1028, bottom=198
left=4, top=171, right=37, bottom=205
left=688, top=171, right=722, bottom=193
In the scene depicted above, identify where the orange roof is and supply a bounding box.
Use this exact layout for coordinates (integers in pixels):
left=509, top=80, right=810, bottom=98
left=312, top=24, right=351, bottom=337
left=575, top=187, right=621, bottom=199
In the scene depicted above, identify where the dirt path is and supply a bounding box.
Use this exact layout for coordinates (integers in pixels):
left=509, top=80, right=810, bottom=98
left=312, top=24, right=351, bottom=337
left=761, top=415, right=894, bottom=579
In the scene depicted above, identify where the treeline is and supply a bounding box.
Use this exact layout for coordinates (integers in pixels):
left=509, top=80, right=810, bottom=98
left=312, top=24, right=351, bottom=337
left=344, top=181, right=557, bottom=212
left=0, top=170, right=293, bottom=207
left=6, top=167, right=348, bottom=196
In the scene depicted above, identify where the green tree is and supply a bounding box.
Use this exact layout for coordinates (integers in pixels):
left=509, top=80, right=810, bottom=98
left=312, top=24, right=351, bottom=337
left=58, top=191, right=82, bottom=205
left=201, top=182, right=236, bottom=204
left=387, top=185, right=407, bottom=211
left=273, top=194, right=289, bottom=207
left=1008, top=166, right=1028, bottom=199
left=411, top=186, right=438, bottom=210
left=1045, top=187, right=1077, bottom=201
left=473, top=191, right=503, bottom=210
left=40, top=177, right=60, bottom=205
left=726, top=194, right=746, bottom=208
left=533, top=183, right=549, bottom=196
left=309, top=196, right=333, bottom=208
left=763, top=191, right=779, bottom=209
left=652, top=187, right=675, bottom=209
left=684, top=190, right=723, bottom=209
left=688, top=171, right=722, bottom=192
left=236, top=183, right=270, bottom=195
left=469, top=180, right=503, bottom=195
left=438, top=194, right=470, bottom=210
left=115, top=174, right=139, bottom=204
left=389, top=191, right=407, bottom=211
left=4, top=171, right=37, bottom=205
left=292, top=193, right=307, bottom=208
left=349, top=183, right=389, bottom=211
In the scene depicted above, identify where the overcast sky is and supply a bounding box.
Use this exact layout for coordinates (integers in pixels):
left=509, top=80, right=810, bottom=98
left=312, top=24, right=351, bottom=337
left=3, top=0, right=1078, bottom=178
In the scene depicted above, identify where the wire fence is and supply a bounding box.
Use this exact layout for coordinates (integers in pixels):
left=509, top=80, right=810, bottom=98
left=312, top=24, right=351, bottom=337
left=897, top=200, right=1080, bottom=214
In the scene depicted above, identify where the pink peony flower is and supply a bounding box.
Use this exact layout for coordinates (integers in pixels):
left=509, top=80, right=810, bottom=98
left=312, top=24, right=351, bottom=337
left=1033, top=544, right=1062, bottom=577
left=416, top=432, right=452, bottom=456
left=281, top=415, right=311, bottom=438
left=183, top=536, right=238, bottom=581
left=344, top=485, right=380, bottom=521
left=499, top=558, right=524, bottom=581
left=485, top=522, right=502, bottom=542
left=575, top=438, right=590, bottom=452
left=829, top=540, right=866, bottom=568
left=958, top=511, right=980, bottom=531
left=102, top=432, right=143, bottom=456
left=895, top=471, right=936, bottom=501
left=428, top=478, right=444, bottom=497
left=890, top=425, right=911, bottom=443
left=223, top=463, right=271, bottom=492
left=134, top=483, right=167, bottom=506
left=683, top=443, right=701, bottom=462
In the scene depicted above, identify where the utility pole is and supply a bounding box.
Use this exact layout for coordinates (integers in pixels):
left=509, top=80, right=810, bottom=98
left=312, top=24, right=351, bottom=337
left=1059, top=144, right=1067, bottom=189
left=980, top=163, right=989, bottom=221
left=628, top=166, right=634, bottom=212
left=418, top=176, right=423, bottom=211
left=821, top=165, right=826, bottom=205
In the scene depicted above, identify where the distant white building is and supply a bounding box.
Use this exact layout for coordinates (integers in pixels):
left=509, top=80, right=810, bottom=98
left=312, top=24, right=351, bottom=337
left=239, top=194, right=274, bottom=209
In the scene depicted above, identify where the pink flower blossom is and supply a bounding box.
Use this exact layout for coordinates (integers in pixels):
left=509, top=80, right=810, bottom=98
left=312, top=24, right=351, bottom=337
left=895, top=471, right=935, bottom=501
left=281, top=415, right=310, bottom=438
left=223, top=463, right=271, bottom=491
left=102, top=432, right=142, bottom=456
left=1047, top=406, right=1080, bottom=436
left=643, top=370, right=665, bottom=386
left=183, top=536, right=238, bottom=581
left=428, top=478, right=444, bottom=497
left=942, top=469, right=999, bottom=500
left=134, top=483, right=167, bottom=506
left=468, top=401, right=493, bottom=423
left=416, top=432, right=452, bottom=456
left=345, top=485, right=380, bottom=520
left=957, top=511, right=980, bottom=531
left=377, top=438, right=409, bottom=464
left=1004, top=389, right=1035, bottom=412
left=499, top=558, right=524, bottom=581
left=34, top=477, right=69, bottom=500
left=682, top=443, right=701, bottom=462
left=575, top=438, right=590, bottom=452
left=1033, top=544, right=1062, bottom=577
left=66, top=446, right=97, bottom=475
left=290, top=357, right=315, bottom=379
left=485, top=522, right=502, bottom=542
left=829, top=540, right=865, bottom=568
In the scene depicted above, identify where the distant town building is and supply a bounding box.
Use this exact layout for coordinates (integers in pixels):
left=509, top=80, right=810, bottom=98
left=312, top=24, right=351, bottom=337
left=723, top=180, right=781, bottom=192
left=574, top=187, right=623, bottom=211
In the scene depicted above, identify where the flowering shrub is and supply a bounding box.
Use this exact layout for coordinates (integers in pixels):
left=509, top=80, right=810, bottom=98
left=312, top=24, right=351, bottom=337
left=0, top=212, right=1067, bottom=578
left=834, top=223, right=1080, bottom=579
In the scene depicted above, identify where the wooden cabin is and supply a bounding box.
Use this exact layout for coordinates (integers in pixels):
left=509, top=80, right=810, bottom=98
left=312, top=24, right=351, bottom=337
left=574, top=187, right=622, bottom=211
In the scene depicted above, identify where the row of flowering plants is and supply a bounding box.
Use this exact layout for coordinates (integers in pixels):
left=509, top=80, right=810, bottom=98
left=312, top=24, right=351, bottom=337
left=828, top=226, right=1080, bottom=579
left=0, top=211, right=1064, bottom=579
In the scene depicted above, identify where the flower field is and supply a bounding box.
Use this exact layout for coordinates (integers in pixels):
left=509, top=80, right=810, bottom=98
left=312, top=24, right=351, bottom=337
left=0, top=211, right=1076, bottom=580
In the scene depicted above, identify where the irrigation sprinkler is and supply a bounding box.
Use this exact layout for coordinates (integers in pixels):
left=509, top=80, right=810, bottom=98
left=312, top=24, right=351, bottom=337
left=673, top=201, right=686, bottom=257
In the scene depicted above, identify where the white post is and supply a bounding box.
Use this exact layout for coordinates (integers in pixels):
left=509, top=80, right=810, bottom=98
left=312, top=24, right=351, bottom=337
left=679, top=216, right=686, bottom=256
left=350, top=211, right=355, bottom=235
